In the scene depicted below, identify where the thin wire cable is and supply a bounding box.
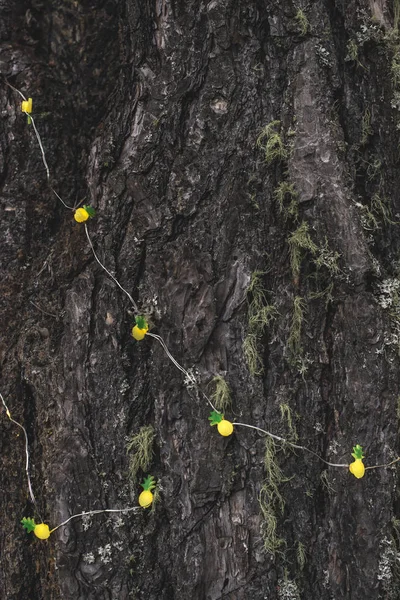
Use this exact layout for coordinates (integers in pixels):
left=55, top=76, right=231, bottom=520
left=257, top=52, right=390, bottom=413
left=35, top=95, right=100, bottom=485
left=27, top=113, right=50, bottom=180
left=6, top=80, right=216, bottom=411
left=146, top=332, right=219, bottom=412
left=146, top=333, right=192, bottom=378
left=365, top=457, right=400, bottom=471
left=198, top=388, right=220, bottom=413
left=84, top=224, right=139, bottom=312
left=5, top=79, right=398, bottom=491
left=29, top=300, right=58, bottom=319
left=5, top=79, right=74, bottom=210
left=50, top=185, right=75, bottom=210
left=4, top=78, right=26, bottom=100
left=49, top=506, right=140, bottom=533
left=25, top=112, right=75, bottom=210
left=0, top=393, right=42, bottom=518
left=232, top=421, right=349, bottom=468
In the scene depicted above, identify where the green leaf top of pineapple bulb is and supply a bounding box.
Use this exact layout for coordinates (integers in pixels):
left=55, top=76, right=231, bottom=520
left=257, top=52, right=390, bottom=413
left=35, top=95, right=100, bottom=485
left=208, top=411, right=224, bottom=426
left=83, top=205, right=96, bottom=218
left=140, top=475, right=156, bottom=491
left=351, top=444, right=364, bottom=460
left=21, top=517, right=36, bottom=533
left=135, top=315, right=148, bottom=330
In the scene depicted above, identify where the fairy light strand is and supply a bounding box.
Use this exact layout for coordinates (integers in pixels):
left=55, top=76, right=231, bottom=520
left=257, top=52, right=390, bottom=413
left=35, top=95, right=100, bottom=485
left=5, top=78, right=75, bottom=210
left=49, top=506, right=140, bottom=534
left=1, top=390, right=143, bottom=531
left=4, top=82, right=400, bottom=475
left=0, top=393, right=42, bottom=518
left=26, top=113, right=75, bottom=210
left=146, top=332, right=219, bottom=413
left=232, top=422, right=349, bottom=468
left=5, top=81, right=228, bottom=414
left=365, top=457, right=400, bottom=471
left=2, top=81, right=400, bottom=543
left=84, top=224, right=139, bottom=312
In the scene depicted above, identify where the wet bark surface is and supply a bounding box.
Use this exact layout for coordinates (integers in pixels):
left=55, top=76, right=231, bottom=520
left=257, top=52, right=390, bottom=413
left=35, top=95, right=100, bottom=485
left=1, top=1, right=400, bottom=599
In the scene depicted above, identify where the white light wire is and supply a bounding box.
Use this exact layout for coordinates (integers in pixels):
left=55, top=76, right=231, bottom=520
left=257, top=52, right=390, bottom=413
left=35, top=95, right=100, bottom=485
left=50, top=506, right=140, bottom=534
left=84, top=224, right=139, bottom=312
left=146, top=332, right=219, bottom=412
left=0, top=393, right=43, bottom=517
left=25, top=112, right=75, bottom=210
left=232, top=421, right=349, bottom=468
left=5, top=79, right=400, bottom=540
left=6, top=79, right=75, bottom=210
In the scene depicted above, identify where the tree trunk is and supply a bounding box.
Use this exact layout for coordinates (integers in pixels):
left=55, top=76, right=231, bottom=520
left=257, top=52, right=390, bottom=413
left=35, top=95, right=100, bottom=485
left=1, top=1, right=400, bottom=599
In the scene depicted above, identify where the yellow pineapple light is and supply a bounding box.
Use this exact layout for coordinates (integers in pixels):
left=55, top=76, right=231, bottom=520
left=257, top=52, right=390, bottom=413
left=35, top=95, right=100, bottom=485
left=74, top=205, right=96, bottom=223
left=208, top=410, right=234, bottom=437
left=349, top=444, right=365, bottom=479
left=138, top=475, right=156, bottom=508
left=21, top=98, right=32, bottom=124
left=21, top=517, right=51, bottom=540
left=131, top=316, right=148, bottom=341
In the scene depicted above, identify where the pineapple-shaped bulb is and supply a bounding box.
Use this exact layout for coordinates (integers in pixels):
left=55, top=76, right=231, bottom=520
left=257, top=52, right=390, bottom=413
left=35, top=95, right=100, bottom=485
left=138, top=475, right=156, bottom=508
left=349, top=444, right=365, bottom=479
left=21, top=98, right=33, bottom=124
left=208, top=411, right=234, bottom=437
left=74, top=205, right=96, bottom=223
left=21, top=517, right=51, bottom=540
left=131, top=316, right=148, bottom=341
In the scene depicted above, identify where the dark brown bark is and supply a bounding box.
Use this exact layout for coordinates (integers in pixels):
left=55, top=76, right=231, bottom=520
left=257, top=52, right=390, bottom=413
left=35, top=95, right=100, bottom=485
left=1, top=1, right=400, bottom=599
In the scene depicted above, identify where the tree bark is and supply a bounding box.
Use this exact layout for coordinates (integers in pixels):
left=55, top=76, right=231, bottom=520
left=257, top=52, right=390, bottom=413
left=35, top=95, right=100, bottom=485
left=1, top=1, right=400, bottom=599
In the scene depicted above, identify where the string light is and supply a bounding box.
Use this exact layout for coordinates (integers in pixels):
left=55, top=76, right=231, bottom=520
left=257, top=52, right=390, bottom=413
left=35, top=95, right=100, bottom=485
left=5, top=78, right=75, bottom=210
left=0, top=393, right=42, bottom=519
left=232, top=421, right=349, bottom=468
left=84, top=224, right=139, bottom=312
left=49, top=506, right=140, bottom=535
left=3, top=81, right=400, bottom=547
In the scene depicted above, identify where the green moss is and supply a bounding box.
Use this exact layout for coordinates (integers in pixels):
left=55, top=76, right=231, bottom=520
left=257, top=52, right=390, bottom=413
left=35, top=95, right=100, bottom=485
left=256, top=120, right=287, bottom=165
left=210, top=375, right=232, bottom=413
left=287, top=296, right=306, bottom=367
left=264, top=437, right=286, bottom=511
left=360, top=108, right=372, bottom=146
left=126, top=425, right=155, bottom=481
left=385, top=17, right=400, bottom=128
left=355, top=201, right=380, bottom=230
left=297, top=541, right=306, bottom=570
left=243, top=271, right=278, bottom=375
left=288, top=222, right=341, bottom=281
left=395, top=0, right=400, bottom=33
left=313, top=238, right=341, bottom=275
left=259, top=499, right=284, bottom=556
left=356, top=192, right=396, bottom=231
left=274, top=181, right=299, bottom=221
left=371, top=193, right=396, bottom=225
left=346, top=39, right=359, bottom=62
left=294, top=8, right=309, bottom=35
left=308, top=282, right=334, bottom=308
left=259, top=437, right=287, bottom=556
left=280, top=403, right=298, bottom=442
left=288, top=222, right=318, bottom=279
left=366, top=158, right=382, bottom=181
left=243, top=333, right=264, bottom=376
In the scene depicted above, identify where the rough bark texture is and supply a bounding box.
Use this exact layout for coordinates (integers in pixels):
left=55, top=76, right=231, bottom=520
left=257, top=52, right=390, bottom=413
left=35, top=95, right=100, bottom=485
left=1, top=1, right=400, bottom=599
